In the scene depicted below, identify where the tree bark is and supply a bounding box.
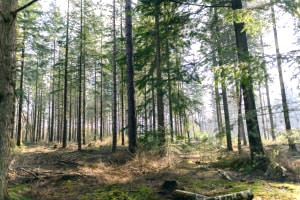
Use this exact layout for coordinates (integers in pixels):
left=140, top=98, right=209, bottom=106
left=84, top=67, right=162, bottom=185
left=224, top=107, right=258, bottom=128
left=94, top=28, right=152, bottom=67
left=232, top=0, right=265, bottom=160
left=77, top=0, right=84, bottom=151
left=62, top=0, right=70, bottom=148
left=155, top=3, right=165, bottom=147
left=112, top=0, right=117, bottom=153
left=125, top=0, right=137, bottom=153
left=166, top=40, right=174, bottom=142
left=50, top=39, right=56, bottom=143
left=0, top=1, right=18, bottom=198
left=260, top=36, right=276, bottom=141
left=17, top=30, right=26, bottom=146
left=271, top=5, right=296, bottom=151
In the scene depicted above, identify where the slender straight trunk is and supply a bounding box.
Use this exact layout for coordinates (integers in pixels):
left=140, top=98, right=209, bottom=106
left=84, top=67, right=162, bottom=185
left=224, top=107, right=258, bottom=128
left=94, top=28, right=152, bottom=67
left=166, top=41, right=174, bottom=142
left=144, top=81, right=148, bottom=133
left=121, top=71, right=125, bottom=145
left=38, top=91, right=43, bottom=141
left=62, top=0, right=70, bottom=148
left=213, top=52, right=223, bottom=138
left=120, top=0, right=125, bottom=146
left=232, top=0, right=264, bottom=160
left=82, top=2, right=87, bottom=146
left=50, top=39, right=56, bottom=143
left=112, top=0, right=117, bottom=153
left=235, top=80, right=247, bottom=146
left=151, top=75, right=156, bottom=132
left=178, top=84, right=183, bottom=136
left=260, top=36, right=276, bottom=140
left=77, top=0, right=84, bottom=151
left=33, top=60, right=39, bottom=142
left=25, top=91, right=30, bottom=142
left=221, top=72, right=233, bottom=151
left=48, top=93, right=51, bottom=141
left=69, top=83, right=72, bottom=142
left=258, top=84, right=267, bottom=139
left=154, top=4, right=165, bottom=147
left=94, top=62, right=97, bottom=141
left=271, top=5, right=296, bottom=151
left=100, top=46, right=103, bottom=141
left=214, top=8, right=232, bottom=151
left=236, top=83, right=243, bottom=154
left=82, top=59, right=86, bottom=145
left=0, top=1, right=17, bottom=197
left=56, top=56, right=61, bottom=143
left=126, top=0, right=137, bottom=153
left=214, top=75, right=223, bottom=136
left=17, top=31, right=26, bottom=146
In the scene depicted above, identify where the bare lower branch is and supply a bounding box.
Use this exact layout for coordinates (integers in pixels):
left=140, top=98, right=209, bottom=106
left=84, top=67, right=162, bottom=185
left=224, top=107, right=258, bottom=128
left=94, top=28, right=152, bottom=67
left=169, top=0, right=231, bottom=8
left=14, top=0, right=39, bottom=14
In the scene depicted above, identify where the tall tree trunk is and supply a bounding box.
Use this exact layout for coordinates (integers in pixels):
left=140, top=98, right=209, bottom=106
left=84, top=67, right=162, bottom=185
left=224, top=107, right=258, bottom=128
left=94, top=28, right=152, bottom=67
left=25, top=90, right=30, bottom=143
left=62, top=0, right=70, bottom=148
left=120, top=0, right=125, bottom=146
left=271, top=5, right=296, bottom=151
left=214, top=8, right=232, bottom=151
left=50, top=39, right=56, bottom=143
left=144, top=76, right=148, bottom=133
left=258, top=84, right=267, bottom=139
left=0, top=1, right=17, bottom=198
left=151, top=74, right=156, bottom=132
left=154, top=3, right=165, bottom=147
left=77, top=0, right=84, bottom=151
left=100, top=41, right=103, bottom=142
left=112, top=0, right=117, bottom=153
left=232, top=0, right=265, bottom=160
left=260, top=36, right=276, bottom=140
left=56, top=55, right=61, bottom=143
left=17, top=31, right=26, bottom=146
left=69, top=81, right=72, bottom=142
left=166, top=41, right=174, bottom=142
left=125, top=0, right=137, bottom=153
left=221, top=71, right=233, bottom=151
left=33, top=60, right=39, bottom=142
left=236, top=83, right=242, bottom=154
left=82, top=1, right=87, bottom=146
left=94, top=62, right=97, bottom=141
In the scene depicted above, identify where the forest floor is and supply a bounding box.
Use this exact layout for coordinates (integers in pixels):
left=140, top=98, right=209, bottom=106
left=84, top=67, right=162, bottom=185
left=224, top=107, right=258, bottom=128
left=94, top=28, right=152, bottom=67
left=7, top=139, right=300, bottom=200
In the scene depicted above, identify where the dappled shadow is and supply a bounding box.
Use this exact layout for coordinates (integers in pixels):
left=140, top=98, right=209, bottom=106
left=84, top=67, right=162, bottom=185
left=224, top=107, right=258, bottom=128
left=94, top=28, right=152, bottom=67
left=8, top=142, right=300, bottom=200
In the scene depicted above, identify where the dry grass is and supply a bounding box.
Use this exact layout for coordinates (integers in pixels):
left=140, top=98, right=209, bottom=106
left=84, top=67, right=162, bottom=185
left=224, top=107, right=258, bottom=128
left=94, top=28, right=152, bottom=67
left=7, top=140, right=300, bottom=200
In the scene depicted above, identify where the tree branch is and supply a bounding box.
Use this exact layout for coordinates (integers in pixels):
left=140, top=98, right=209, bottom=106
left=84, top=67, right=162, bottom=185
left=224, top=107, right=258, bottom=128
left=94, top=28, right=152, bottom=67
left=168, top=0, right=231, bottom=8
left=14, top=0, right=39, bottom=14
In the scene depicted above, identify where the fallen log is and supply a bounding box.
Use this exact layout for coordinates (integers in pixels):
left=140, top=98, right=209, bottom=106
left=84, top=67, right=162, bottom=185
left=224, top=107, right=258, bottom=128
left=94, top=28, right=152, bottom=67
left=18, top=167, right=39, bottom=179
left=173, top=189, right=253, bottom=200
left=173, top=190, right=207, bottom=200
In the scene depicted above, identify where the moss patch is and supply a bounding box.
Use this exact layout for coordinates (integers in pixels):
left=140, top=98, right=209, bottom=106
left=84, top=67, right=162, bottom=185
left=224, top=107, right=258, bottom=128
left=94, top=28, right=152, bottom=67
left=177, top=176, right=300, bottom=199
left=8, top=184, right=31, bottom=200
left=80, top=184, right=157, bottom=200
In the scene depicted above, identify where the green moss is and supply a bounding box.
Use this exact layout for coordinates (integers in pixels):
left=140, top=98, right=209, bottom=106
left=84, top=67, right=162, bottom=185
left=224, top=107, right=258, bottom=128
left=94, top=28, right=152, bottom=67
left=8, top=184, right=31, bottom=200
left=178, top=176, right=300, bottom=200
left=80, top=184, right=157, bottom=200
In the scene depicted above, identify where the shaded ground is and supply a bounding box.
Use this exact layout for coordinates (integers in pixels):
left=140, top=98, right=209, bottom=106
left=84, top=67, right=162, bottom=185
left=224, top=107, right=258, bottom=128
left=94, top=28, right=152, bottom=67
left=7, top=140, right=300, bottom=200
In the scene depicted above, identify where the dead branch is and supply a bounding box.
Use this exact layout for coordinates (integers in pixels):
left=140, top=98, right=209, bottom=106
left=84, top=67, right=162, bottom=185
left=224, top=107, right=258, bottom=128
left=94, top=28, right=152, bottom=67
left=203, top=189, right=253, bottom=200
left=173, top=190, right=208, bottom=199
left=18, top=167, right=39, bottom=179
left=173, top=189, right=253, bottom=200
left=14, top=0, right=39, bottom=14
